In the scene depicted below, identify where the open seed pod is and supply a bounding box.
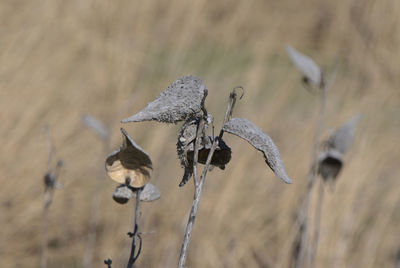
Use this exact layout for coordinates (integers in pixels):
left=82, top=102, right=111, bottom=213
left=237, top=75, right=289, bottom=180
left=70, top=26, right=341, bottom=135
left=317, top=149, right=343, bottom=181
left=286, top=45, right=323, bottom=88
left=122, top=75, right=208, bottom=124
left=186, top=136, right=232, bottom=168
left=223, top=118, right=292, bottom=184
left=112, top=183, right=160, bottom=204
left=105, top=128, right=152, bottom=188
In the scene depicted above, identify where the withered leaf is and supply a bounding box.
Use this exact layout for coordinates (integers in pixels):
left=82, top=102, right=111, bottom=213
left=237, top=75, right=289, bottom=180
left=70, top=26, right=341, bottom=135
left=82, top=114, right=109, bottom=140
left=105, top=128, right=152, bottom=188
left=135, top=183, right=161, bottom=202
left=112, top=183, right=160, bottom=204
left=223, top=118, right=292, bottom=184
left=122, top=75, right=208, bottom=124
left=286, top=45, right=322, bottom=88
left=327, top=115, right=360, bottom=154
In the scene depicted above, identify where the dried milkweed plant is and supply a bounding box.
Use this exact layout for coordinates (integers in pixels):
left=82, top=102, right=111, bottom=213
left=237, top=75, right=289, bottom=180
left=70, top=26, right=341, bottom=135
left=104, top=128, right=160, bottom=268
left=115, top=75, right=292, bottom=267
left=286, top=45, right=360, bottom=268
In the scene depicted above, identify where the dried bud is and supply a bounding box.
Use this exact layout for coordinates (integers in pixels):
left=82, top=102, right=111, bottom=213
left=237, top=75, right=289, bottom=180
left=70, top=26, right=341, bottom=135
left=112, top=185, right=133, bottom=204
left=317, top=149, right=343, bottom=181
left=105, top=128, right=153, bottom=188
left=326, top=115, right=360, bottom=154
left=286, top=45, right=323, bottom=88
left=122, top=76, right=208, bottom=124
left=223, top=118, right=292, bottom=184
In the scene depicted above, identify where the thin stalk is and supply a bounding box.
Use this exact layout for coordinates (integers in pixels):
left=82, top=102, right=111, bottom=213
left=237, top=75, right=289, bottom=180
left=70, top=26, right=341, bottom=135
left=127, top=189, right=142, bottom=268
left=310, top=179, right=325, bottom=268
left=177, top=90, right=238, bottom=268
left=40, top=191, right=51, bottom=268
left=295, top=85, right=326, bottom=268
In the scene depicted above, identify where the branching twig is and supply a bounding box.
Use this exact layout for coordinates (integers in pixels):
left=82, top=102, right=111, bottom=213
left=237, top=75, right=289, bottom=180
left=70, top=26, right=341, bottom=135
left=127, top=189, right=142, bottom=268
left=177, top=89, right=239, bottom=268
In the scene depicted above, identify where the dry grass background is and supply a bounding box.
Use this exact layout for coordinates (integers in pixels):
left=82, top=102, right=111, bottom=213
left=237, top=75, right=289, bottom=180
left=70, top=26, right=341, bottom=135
left=1, top=0, right=400, bottom=267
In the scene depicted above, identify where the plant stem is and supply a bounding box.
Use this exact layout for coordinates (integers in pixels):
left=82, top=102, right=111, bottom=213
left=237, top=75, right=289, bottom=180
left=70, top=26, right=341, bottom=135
left=177, top=90, right=239, bottom=268
left=310, top=179, right=325, bottom=268
left=295, top=84, right=326, bottom=268
left=127, top=189, right=142, bottom=268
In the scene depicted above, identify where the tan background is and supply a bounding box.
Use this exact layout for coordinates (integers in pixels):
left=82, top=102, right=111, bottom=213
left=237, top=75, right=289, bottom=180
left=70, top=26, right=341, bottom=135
left=1, top=0, right=399, bottom=267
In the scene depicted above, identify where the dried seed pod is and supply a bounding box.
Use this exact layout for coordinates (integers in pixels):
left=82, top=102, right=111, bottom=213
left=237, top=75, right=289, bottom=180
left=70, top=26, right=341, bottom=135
left=186, top=136, right=232, bottom=168
left=112, top=185, right=133, bottom=204
left=82, top=114, right=109, bottom=140
left=122, top=76, right=208, bottom=124
left=286, top=45, right=323, bottom=88
left=105, top=128, right=153, bottom=188
left=176, top=116, right=231, bottom=186
left=223, top=118, right=292, bottom=184
left=317, top=149, right=343, bottom=181
left=326, top=115, right=360, bottom=154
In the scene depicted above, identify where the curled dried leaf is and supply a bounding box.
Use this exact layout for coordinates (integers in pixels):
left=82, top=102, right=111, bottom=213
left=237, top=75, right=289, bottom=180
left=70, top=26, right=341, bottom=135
left=326, top=115, right=360, bottom=154
left=317, top=149, right=343, bottom=181
left=135, top=183, right=161, bottom=202
left=105, top=128, right=152, bottom=188
left=223, top=118, right=292, bottom=184
left=112, top=183, right=161, bottom=204
left=286, top=45, right=322, bottom=88
left=122, top=75, right=208, bottom=124
left=82, top=114, right=109, bottom=140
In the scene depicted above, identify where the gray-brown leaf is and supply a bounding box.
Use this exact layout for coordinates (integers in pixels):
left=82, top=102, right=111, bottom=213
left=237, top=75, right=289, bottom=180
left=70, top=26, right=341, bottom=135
left=122, top=75, right=207, bottom=124
left=327, top=115, right=360, bottom=154
left=223, top=118, right=292, bottom=184
left=105, top=128, right=152, bottom=188
left=286, top=45, right=322, bottom=88
left=82, top=114, right=109, bottom=140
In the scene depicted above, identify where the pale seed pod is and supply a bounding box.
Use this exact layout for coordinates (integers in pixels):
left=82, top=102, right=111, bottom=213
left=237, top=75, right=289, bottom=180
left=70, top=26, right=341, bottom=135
left=122, top=76, right=208, bottom=124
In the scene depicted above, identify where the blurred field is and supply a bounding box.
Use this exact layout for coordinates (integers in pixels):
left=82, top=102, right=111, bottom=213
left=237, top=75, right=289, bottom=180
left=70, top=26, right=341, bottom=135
left=1, top=0, right=399, bottom=267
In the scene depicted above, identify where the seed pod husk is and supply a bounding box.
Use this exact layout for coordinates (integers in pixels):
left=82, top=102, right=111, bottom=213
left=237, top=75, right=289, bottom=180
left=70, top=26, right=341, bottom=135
left=106, top=128, right=152, bottom=188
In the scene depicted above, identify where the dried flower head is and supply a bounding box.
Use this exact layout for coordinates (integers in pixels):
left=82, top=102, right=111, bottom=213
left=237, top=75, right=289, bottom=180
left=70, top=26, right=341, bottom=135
left=122, top=76, right=208, bottom=124
left=223, top=118, right=292, bottom=184
left=105, top=128, right=153, bottom=188
left=286, top=45, right=323, bottom=88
